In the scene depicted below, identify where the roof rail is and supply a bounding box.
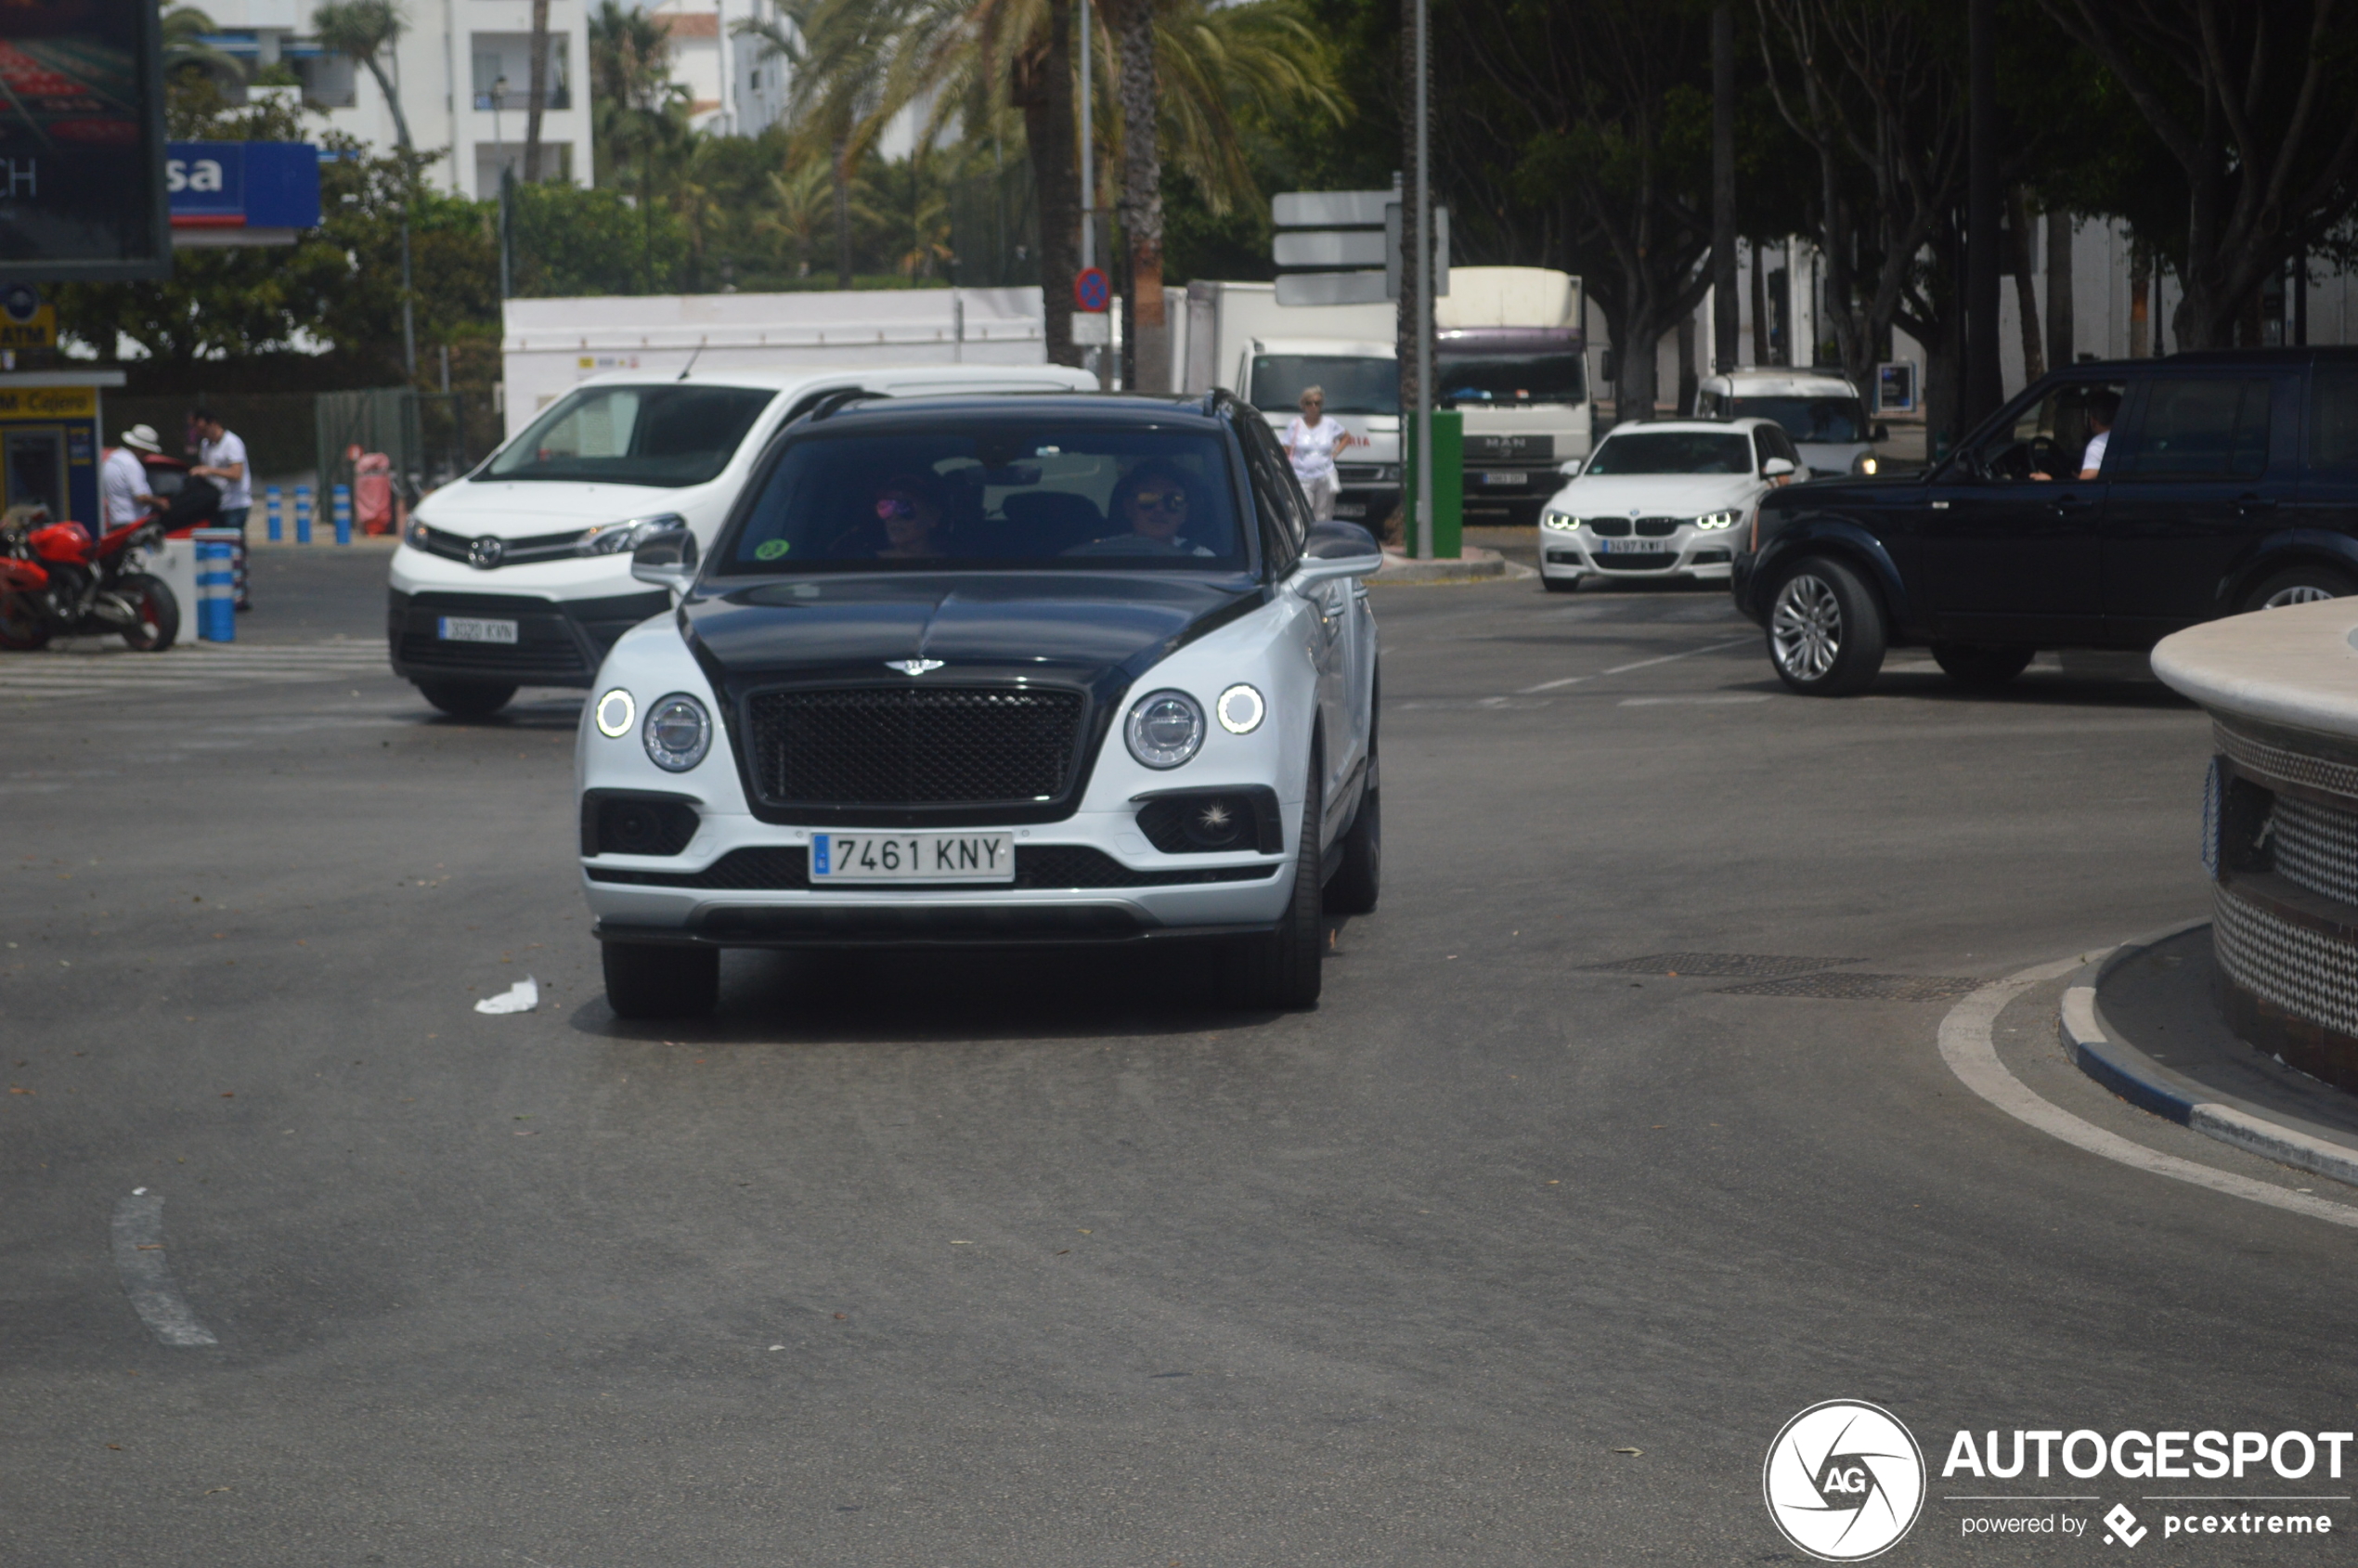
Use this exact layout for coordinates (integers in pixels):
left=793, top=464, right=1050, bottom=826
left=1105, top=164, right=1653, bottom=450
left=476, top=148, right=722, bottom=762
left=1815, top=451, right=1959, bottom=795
left=806, top=387, right=874, bottom=422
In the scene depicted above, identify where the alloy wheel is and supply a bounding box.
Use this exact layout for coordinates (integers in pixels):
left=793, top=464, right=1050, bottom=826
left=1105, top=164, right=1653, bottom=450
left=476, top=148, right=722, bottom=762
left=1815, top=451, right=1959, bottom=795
left=1771, top=573, right=1843, bottom=680
left=2263, top=583, right=2340, bottom=609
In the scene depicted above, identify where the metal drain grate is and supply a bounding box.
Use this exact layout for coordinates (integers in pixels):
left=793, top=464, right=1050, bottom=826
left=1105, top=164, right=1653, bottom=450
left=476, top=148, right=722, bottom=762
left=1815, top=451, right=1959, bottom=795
left=1587, top=952, right=1861, bottom=978
left=1716, top=973, right=1983, bottom=1002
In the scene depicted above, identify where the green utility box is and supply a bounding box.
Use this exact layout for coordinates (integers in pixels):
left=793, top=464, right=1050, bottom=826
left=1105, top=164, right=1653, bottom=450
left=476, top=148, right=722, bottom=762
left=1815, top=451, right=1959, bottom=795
left=1403, top=408, right=1464, bottom=558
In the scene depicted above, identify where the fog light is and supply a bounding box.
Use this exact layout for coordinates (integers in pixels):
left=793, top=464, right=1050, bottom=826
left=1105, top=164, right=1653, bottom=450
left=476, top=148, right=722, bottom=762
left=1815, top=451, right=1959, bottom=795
left=1179, top=795, right=1251, bottom=850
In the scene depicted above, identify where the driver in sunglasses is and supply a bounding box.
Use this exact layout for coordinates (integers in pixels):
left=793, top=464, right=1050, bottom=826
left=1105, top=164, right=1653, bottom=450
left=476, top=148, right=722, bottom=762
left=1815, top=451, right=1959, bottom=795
left=1114, top=460, right=1215, bottom=557
left=870, top=473, right=947, bottom=558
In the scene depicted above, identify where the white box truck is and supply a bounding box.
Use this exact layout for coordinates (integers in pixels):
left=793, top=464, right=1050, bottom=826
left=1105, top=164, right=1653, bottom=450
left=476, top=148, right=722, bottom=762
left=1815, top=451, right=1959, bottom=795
left=1173, top=267, right=1591, bottom=526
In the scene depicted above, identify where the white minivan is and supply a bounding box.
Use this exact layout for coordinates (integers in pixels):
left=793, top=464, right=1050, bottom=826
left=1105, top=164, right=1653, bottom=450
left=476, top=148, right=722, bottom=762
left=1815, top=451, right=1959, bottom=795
left=388, top=364, right=1096, bottom=716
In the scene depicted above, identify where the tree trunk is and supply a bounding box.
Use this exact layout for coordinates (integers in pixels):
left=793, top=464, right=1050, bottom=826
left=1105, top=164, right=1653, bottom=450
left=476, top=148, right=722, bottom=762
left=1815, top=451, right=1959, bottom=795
left=1106, top=0, right=1165, bottom=392
left=833, top=134, right=852, bottom=289
left=524, top=0, right=551, bottom=181
left=1013, top=10, right=1081, bottom=368
left=2044, top=207, right=2074, bottom=371
left=361, top=56, right=413, bottom=154
left=2007, top=188, right=2043, bottom=385
left=1676, top=312, right=1698, bottom=416
left=1396, top=0, right=1423, bottom=521
left=1709, top=5, right=1737, bottom=374
left=1963, top=0, right=2002, bottom=424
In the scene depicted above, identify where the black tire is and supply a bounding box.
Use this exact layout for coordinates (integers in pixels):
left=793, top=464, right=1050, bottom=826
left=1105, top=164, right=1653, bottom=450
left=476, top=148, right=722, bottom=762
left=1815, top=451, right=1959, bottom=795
left=602, top=940, right=719, bottom=1018
left=0, top=592, right=50, bottom=651
left=1227, top=750, right=1326, bottom=1008
left=1323, top=745, right=1380, bottom=915
left=2240, top=564, right=2355, bottom=614
left=1541, top=574, right=1581, bottom=594
left=417, top=680, right=518, bottom=719
left=1766, top=555, right=1886, bottom=696
left=1929, top=641, right=2035, bottom=690
left=116, top=573, right=178, bottom=652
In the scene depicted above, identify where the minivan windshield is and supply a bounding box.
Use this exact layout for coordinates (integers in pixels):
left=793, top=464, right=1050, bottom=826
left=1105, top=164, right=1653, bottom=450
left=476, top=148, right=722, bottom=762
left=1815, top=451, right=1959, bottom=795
left=485, top=384, right=777, bottom=486
left=1438, top=351, right=1587, bottom=406
left=1250, top=356, right=1398, bottom=416
left=1730, top=395, right=1868, bottom=445
left=1583, top=432, right=1754, bottom=475
left=718, top=424, right=1245, bottom=574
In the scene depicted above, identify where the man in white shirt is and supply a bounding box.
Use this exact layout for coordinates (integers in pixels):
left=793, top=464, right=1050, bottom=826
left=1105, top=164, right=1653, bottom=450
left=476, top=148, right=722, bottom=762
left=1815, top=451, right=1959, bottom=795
left=2078, top=390, right=2119, bottom=480
left=102, top=424, right=161, bottom=527
left=191, top=407, right=253, bottom=609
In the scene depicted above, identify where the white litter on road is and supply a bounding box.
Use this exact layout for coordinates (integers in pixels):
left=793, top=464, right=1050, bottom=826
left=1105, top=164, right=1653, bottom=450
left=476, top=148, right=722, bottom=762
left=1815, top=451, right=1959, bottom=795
left=475, top=977, right=539, bottom=1015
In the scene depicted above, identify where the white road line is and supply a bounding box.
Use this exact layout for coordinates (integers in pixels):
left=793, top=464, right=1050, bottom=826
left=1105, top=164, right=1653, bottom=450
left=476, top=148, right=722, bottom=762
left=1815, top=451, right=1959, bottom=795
left=110, top=1193, right=219, bottom=1346
left=1514, top=635, right=1757, bottom=694
left=1937, top=956, right=2358, bottom=1230
left=1619, top=693, right=1772, bottom=706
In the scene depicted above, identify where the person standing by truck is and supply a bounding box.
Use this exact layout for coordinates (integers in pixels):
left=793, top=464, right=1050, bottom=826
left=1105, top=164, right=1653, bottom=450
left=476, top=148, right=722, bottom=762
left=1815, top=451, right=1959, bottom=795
left=1283, top=387, right=1356, bottom=523
left=190, top=407, right=253, bottom=610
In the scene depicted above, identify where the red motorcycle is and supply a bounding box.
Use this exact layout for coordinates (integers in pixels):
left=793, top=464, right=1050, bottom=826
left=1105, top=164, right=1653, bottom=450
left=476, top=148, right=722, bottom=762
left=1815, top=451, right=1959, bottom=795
left=0, top=505, right=180, bottom=653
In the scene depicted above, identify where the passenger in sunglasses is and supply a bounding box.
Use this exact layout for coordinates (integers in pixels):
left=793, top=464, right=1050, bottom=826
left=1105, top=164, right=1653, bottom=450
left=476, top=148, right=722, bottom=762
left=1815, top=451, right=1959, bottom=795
left=1114, top=460, right=1215, bottom=556
left=870, top=473, right=947, bottom=558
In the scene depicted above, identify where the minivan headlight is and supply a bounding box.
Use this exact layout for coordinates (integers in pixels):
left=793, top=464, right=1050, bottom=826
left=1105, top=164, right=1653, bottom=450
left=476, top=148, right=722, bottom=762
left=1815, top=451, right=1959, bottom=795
left=1693, top=511, right=1739, bottom=530
left=581, top=513, right=688, bottom=556
left=1125, top=689, right=1205, bottom=769
left=404, top=516, right=431, bottom=548
left=1852, top=452, right=1880, bottom=475
left=642, top=693, right=712, bottom=771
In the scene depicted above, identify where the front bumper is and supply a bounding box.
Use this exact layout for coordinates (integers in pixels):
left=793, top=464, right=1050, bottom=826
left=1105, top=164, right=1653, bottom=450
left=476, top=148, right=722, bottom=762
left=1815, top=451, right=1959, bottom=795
left=582, top=811, right=1299, bottom=948
left=1537, top=526, right=1739, bottom=583
left=388, top=587, right=672, bottom=688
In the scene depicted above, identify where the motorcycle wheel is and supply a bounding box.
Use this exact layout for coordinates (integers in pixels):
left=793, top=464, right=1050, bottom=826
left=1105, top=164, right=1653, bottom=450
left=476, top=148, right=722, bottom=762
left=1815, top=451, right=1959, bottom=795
left=0, top=592, right=49, bottom=652
left=117, top=574, right=180, bottom=652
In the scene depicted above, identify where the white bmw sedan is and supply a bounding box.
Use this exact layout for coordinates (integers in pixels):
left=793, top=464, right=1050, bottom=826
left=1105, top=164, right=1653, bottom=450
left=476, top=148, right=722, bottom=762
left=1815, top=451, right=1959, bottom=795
left=577, top=390, right=1384, bottom=1017
left=1536, top=417, right=1805, bottom=592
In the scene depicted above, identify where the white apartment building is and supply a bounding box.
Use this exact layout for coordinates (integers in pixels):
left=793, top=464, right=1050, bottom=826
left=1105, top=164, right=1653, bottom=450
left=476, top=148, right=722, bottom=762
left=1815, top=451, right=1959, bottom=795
left=193, top=0, right=591, bottom=201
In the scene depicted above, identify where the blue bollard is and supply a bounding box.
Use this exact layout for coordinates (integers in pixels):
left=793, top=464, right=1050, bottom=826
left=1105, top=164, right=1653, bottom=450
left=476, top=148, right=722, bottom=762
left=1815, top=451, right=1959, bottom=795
left=293, top=484, right=313, bottom=544
left=265, top=485, right=283, bottom=542
left=332, top=483, right=352, bottom=546
left=192, top=528, right=239, bottom=641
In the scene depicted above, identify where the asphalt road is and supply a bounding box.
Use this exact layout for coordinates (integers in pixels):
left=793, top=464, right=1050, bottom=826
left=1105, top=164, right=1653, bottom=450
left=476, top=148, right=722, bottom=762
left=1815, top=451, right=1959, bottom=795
left=6, top=549, right=2352, bottom=1566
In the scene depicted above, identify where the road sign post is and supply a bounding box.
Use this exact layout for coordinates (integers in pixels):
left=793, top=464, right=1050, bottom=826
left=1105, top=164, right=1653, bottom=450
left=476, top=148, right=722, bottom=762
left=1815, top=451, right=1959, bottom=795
left=1073, top=266, right=1112, bottom=347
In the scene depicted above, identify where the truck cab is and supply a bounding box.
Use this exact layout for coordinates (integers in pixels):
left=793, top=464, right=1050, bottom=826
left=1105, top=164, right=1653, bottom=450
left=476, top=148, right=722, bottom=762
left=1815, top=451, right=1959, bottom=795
left=1242, top=336, right=1403, bottom=526
left=1437, top=267, right=1595, bottom=525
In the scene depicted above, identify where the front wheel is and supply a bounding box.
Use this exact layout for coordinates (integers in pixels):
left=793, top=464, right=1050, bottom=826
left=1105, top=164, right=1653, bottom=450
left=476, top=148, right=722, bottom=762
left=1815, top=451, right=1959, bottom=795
left=1323, top=750, right=1380, bottom=915
left=1767, top=556, right=1886, bottom=696
left=0, top=592, right=50, bottom=651
left=2241, top=564, right=2354, bottom=614
left=116, top=573, right=179, bottom=652
left=417, top=680, right=517, bottom=719
left=602, top=941, right=719, bottom=1018
left=1226, top=753, right=1325, bottom=1008
left=1929, top=641, right=2035, bottom=690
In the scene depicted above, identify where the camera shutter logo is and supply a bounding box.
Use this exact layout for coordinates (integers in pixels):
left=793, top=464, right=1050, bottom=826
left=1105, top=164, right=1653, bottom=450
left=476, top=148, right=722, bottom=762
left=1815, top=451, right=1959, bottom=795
left=1762, top=1400, right=1925, bottom=1562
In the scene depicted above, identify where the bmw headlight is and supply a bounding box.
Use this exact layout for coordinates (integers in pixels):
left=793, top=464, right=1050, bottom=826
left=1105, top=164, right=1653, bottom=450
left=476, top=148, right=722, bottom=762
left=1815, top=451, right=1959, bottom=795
left=1125, top=689, right=1205, bottom=769
left=580, top=512, right=689, bottom=556
left=642, top=693, right=712, bottom=771
left=1693, top=511, right=1740, bottom=531
left=1541, top=509, right=1576, bottom=530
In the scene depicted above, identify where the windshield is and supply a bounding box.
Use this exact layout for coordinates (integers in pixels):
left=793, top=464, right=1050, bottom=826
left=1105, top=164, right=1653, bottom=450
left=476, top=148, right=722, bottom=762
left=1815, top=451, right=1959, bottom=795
left=1250, top=356, right=1397, bottom=416
left=485, top=384, right=777, bottom=486
left=1730, top=395, right=1867, bottom=445
left=1438, top=351, right=1587, bottom=406
left=1583, top=432, right=1754, bottom=475
left=718, top=424, right=1245, bottom=575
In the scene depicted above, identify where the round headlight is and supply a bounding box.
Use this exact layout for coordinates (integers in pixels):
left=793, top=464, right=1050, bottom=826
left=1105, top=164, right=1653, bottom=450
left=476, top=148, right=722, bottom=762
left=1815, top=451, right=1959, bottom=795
left=1125, top=689, right=1205, bottom=769
left=642, top=693, right=712, bottom=771
left=1215, top=683, right=1265, bottom=735
left=594, top=687, right=635, bottom=738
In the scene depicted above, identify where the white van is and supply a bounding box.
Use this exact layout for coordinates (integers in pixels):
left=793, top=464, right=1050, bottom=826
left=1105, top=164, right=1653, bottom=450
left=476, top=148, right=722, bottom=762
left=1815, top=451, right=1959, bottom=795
left=388, top=364, right=1096, bottom=716
left=1693, top=368, right=1887, bottom=477
left=1241, top=336, right=1402, bottom=525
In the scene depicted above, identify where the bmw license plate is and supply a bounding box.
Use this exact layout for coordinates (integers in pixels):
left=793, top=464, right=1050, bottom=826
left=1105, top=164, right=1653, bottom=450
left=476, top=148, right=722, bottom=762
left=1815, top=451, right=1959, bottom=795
left=1478, top=471, right=1523, bottom=486
left=1598, top=537, right=1672, bottom=553
left=812, top=832, right=1015, bottom=883
left=437, top=616, right=519, bottom=643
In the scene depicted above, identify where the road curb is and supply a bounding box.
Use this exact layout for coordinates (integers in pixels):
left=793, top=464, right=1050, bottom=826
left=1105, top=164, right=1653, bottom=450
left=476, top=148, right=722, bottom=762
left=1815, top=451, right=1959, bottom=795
left=2062, top=918, right=2358, bottom=1190
left=1375, top=547, right=1526, bottom=584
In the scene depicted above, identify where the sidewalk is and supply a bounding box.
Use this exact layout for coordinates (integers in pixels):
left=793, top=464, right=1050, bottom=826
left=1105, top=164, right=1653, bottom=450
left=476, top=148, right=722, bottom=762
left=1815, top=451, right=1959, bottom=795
left=2065, top=922, right=2358, bottom=1188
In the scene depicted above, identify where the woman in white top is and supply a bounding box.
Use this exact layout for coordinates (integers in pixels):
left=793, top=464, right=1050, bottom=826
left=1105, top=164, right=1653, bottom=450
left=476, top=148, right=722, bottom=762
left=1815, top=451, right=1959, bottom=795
left=1282, top=386, right=1356, bottom=523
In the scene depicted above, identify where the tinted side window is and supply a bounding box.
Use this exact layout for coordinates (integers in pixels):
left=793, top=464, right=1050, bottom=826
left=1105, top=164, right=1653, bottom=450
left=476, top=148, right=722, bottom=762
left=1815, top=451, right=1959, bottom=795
left=2123, top=378, right=2271, bottom=481
left=1235, top=416, right=1306, bottom=573
left=2309, top=368, right=2358, bottom=473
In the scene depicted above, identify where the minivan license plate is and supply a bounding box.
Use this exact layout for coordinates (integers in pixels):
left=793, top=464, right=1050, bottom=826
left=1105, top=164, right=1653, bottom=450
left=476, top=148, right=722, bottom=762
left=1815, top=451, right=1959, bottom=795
left=437, top=616, right=518, bottom=643
left=812, top=832, right=1015, bottom=883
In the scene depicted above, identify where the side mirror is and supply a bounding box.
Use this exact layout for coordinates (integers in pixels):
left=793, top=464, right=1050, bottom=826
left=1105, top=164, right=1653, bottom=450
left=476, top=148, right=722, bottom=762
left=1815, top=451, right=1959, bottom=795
left=1559, top=457, right=1584, bottom=477
left=1871, top=422, right=1890, bottom=443
left=1294, top=521, right=1383, bottom=589
left=1761, top=457, right=1796, bottom=478
left=630, top=527, right=700, bottom=593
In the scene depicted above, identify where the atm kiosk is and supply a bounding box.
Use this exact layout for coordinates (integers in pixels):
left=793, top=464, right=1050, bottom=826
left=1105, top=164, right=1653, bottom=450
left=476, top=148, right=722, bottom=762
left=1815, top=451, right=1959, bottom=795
left=0, top=370, right=124, bottom=525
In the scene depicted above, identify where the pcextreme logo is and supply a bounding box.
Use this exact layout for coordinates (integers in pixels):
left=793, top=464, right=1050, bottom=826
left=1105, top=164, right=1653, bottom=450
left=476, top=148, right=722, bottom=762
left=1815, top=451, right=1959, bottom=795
left=1764, top=1400, right=1928, bottom=1562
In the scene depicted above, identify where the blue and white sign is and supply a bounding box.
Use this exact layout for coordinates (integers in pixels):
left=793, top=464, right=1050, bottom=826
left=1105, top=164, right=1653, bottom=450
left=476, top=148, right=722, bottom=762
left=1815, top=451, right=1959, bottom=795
left=166, top=142, right=321, bottom=244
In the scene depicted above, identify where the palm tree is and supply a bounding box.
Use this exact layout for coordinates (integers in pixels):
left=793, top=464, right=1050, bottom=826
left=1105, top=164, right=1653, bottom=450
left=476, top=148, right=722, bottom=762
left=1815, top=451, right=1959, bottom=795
left=757, top=157, right=836, bottom=277
left=314, top=0, right=417, bottom=376
left=524, top=0, right=552, bottom=180
left=590, top=0, right=692, bottom=289
left=1099, top=0, right=1163, bottom=387
left=738, top=0, right=891, bottom=287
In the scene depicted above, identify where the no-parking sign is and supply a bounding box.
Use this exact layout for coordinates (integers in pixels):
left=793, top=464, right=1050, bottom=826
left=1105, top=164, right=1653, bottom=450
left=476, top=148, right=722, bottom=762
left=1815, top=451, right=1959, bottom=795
left=1074, top=267, right=1110, bottom=313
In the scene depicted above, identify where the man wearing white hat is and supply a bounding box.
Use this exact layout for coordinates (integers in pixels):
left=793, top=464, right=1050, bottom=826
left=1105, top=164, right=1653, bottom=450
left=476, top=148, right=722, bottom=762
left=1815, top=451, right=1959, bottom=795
left=103, top=424, right=161, bottom=528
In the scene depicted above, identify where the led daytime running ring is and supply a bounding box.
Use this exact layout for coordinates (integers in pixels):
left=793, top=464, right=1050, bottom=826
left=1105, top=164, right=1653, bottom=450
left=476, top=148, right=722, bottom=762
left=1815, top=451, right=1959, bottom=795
left=594, top=688, right=635, bottom=738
